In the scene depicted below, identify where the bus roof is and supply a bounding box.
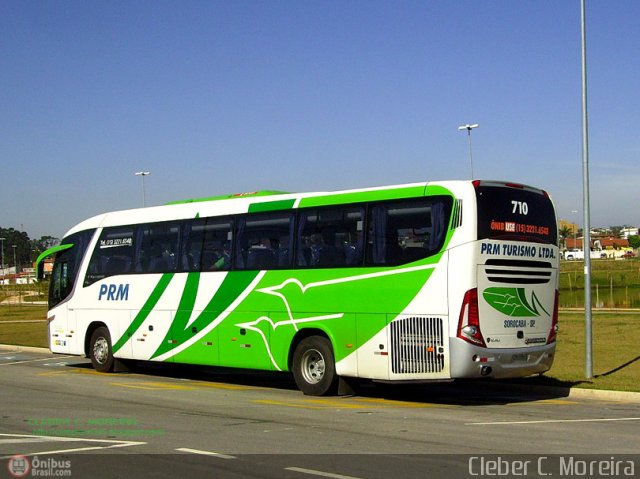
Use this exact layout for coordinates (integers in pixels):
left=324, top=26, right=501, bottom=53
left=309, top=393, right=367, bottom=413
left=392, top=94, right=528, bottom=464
left=166, top=190, right=291, bottom=205
left=62, top=180, right=538, bottom=239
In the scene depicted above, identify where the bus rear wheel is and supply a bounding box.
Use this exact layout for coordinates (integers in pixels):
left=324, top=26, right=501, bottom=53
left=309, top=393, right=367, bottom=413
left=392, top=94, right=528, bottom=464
left=90, top=326, right=115, bottom=373
left=292, top=336, right=338, bottom=396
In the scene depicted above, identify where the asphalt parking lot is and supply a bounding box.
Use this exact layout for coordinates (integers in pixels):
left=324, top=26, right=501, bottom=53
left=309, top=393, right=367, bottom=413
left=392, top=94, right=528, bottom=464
left=2, top=347, right=639, bottom=478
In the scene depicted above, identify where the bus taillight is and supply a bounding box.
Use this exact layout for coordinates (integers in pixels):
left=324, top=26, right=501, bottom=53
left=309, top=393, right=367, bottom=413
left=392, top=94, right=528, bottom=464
left=457, top=288, right=486, bottom=347
left=547, top=290, right=559, bottom=344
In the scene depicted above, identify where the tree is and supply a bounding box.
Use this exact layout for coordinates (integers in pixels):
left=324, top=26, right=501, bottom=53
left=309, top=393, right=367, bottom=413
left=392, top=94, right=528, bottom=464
left=628, top=235, right=640, bottom=250
left=0, top=227, right=31, bottom=271
left=31, top=236, right=60, bottom=257
left=610, top=226, right=623, bottom=238
left=558, top=226, right=573, bottom=249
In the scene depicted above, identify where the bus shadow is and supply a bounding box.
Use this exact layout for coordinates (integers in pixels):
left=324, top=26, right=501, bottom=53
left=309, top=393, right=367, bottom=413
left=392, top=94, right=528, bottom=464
left=346, top=377, right=584, bottom=406
left=69, top=360, right=586, bottom=406
left=117, top=360, right=301, bottom=391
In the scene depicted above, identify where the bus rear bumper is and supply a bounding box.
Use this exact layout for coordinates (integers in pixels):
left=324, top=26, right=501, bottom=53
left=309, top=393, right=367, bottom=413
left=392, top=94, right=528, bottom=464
left=449, top=339, right=556, bottom=379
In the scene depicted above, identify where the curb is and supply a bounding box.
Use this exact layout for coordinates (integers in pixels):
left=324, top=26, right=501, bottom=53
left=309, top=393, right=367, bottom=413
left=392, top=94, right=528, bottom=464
left=2, top=343, right=639, bottom=403
left=0, top=344, right=51, bottom=354
left=564, top=387, right=640, bottom=402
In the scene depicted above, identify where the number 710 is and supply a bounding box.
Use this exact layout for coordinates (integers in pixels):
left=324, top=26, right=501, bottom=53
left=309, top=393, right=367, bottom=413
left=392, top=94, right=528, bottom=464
left=511, top=201, right=528, bottom=215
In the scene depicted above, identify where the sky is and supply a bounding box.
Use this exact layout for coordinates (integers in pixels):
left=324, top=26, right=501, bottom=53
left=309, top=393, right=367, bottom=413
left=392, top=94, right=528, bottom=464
left=1, top=1, right=639, bottom=239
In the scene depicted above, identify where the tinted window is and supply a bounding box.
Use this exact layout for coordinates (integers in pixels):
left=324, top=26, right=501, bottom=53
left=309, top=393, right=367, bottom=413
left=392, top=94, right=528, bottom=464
left=297, top=206, right=364, bottom=268
left=181, top=218, right=206, bottom=272
left=49, top=229, right=95, bottom=307
left=235, top=212, right=293, bottom=270
left=137, top=221, right=180, bottom=273
left=201, top=217, right=233, bottom=271
left=476, top=185, right=557, bottom=245
left=84, top=226, right=136, bottom=286
left=366, top=197, right=452, bottom=266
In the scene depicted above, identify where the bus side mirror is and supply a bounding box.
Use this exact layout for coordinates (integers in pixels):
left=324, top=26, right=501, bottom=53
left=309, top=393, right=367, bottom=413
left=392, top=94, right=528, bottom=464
left=37, top=260, right=45, bottom=281
left=35, top=243, right=74, bottom=281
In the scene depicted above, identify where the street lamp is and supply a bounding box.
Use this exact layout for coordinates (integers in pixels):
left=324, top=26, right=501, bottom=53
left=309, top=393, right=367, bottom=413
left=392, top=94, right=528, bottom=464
left=134, top=171, right=151, bottom=207
left=458, top=123, right=479, bottom=178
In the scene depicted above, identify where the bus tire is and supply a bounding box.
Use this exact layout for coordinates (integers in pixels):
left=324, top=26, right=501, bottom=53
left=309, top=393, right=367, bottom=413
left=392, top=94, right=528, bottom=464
left=89, top=326, right=115, bottom=373
left=292, top=336, right=338, bottom=396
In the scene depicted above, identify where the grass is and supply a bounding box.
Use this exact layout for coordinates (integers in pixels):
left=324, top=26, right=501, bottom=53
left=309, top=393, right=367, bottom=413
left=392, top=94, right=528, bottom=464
left=1, top=304, right=637, bottom=392
left=560, top=258, right=640, bottom=289
left=0, top=282, right=49, bottom=304
left=0, top=304, right=48, bottom=348
left=515, top=311, right=640, bottom=393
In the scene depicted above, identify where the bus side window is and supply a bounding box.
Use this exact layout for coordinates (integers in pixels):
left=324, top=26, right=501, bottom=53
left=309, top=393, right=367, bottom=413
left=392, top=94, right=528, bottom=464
left=366, top=198, right=452, bottom=266
left=296, top=206, right=364, bottom=268
left=84, top=226, right=135, bottom=286
left=181, top=218, right=206, bottom=272
left=235, top=212, right=293, bottom=270
left=137, top=221, right=180, bottom=273
left=201, top=217, right=233, bottom=271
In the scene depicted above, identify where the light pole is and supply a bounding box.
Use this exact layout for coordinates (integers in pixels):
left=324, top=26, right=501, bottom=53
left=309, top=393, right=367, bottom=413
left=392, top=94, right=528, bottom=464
left=134, top=171, right=151, bottom=207
left=581, top=0, right=593, bottom=379
left=571, top=209, right=578, bottom=251
left=12, top=244, right=17, bottom=275
left=458, top=123, right=479, bottom=178
left=0, top=237, right=5, bottom=276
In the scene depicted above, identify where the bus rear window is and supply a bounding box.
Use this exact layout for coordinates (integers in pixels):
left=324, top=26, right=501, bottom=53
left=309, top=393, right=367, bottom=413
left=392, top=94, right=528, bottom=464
left=475, top=184, right=557, bottom=245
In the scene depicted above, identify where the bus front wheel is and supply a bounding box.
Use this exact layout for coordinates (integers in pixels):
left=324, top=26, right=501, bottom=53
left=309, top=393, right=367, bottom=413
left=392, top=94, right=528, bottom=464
left=89, top=327, right=115, bottom=373
left=292, top=336, right=338, bottom=396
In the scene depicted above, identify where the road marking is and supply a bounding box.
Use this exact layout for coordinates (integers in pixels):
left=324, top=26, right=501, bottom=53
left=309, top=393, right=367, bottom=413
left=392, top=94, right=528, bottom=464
left=6, top=443, right=141, bottom=456
left=286, top=466, right=363, bottom=479
left=111, top=381, right=195, bottom=391
left=254, top=397, right=449, bottom=411
left=505, top=398, right=578, bottom=406
left=0, top=356, right=71, bottom=366
left=0, top=433, right=145, bottom=459
left=302, top=399, right=371, bottom=409
left=193, top=381, right=254, bottom=390
left=253, top=399, right=328, bottom=410
left=467, top=417, right=640, bottom=426
left=0, top=437, right=54, bottom=445
left=0, top=320, right=47, bottom=323
left=38, top=367, right=106, bottom=377
left=354, top=397, right=451, bottom=408
left=176, top=447, right=236, bottom=459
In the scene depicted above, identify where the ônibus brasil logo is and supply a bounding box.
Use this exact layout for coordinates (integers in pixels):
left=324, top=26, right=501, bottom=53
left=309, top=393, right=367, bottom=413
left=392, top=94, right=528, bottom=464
left=7, top=455, right=71, bottom=477
left=7, top=455, right=30, bottom=478
left=483, top=287, right=550, bottom=317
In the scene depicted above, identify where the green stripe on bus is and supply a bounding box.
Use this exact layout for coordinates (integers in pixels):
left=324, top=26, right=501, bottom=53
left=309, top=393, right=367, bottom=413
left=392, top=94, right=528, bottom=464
left=112, top=273, right=175, bottom=353
left=298, top=185, right=431, bottom=208
left=151, top=270, right=260, bottom=359
left=150, top=271, right=201, bottom=359
left=248, top=199, right=296, bottom=213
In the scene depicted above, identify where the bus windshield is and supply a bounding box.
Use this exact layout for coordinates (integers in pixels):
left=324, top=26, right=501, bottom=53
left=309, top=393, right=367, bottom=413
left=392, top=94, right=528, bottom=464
left=49, top=229, right=95, bottom=308
left=475, top=183, right=557, bottom=245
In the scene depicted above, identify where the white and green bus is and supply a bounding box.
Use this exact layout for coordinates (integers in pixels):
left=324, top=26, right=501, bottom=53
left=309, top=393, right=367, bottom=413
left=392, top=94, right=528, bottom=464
left=37, top=180, right=559, bottom=395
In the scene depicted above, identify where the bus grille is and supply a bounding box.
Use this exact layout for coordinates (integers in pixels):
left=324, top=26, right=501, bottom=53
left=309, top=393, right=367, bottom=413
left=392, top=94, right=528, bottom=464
left=484, top=259, right=552, bottom=284
left=390, top=316, right=445, bottom=374
left=451, top=199, right=463, bottom=229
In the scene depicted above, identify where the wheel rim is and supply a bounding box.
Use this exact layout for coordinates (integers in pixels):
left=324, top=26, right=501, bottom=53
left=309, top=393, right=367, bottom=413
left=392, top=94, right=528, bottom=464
left=300, top=348, right=325, bottom=384
left=93, top=337, right=109, bottom=364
